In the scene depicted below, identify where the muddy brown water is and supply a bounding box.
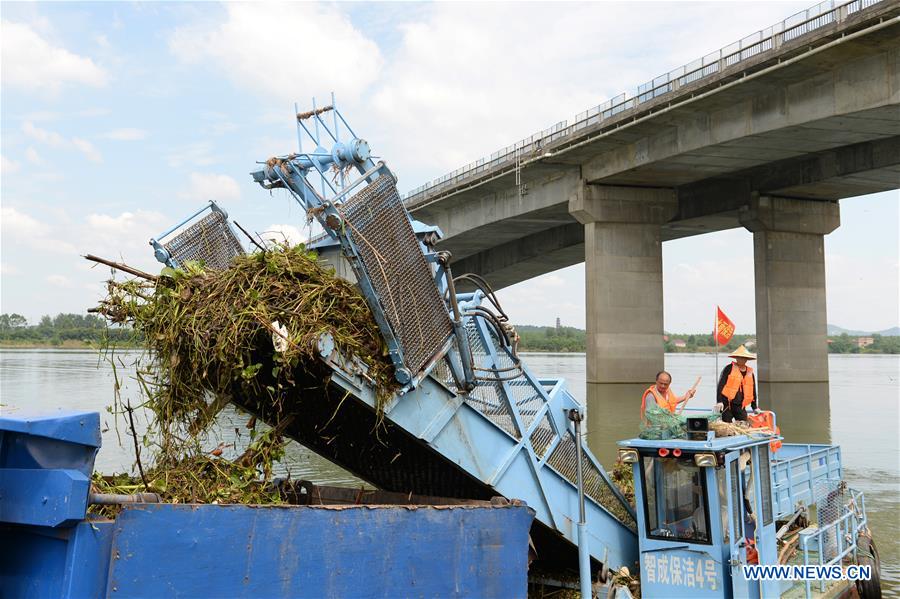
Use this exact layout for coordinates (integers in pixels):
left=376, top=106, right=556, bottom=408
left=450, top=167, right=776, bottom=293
left=2, top=349, right=897, bottom=596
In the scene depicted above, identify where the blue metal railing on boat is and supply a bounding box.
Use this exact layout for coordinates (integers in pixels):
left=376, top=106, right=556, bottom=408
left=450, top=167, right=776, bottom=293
left=772, top=444, right=842, bottom=520
left=798, top=486, right=868, bottom=598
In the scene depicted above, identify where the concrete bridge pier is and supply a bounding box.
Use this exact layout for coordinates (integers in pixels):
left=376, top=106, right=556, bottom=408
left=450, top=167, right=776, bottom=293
left=569, top=184, right=677, bottom=460
left=740, top=195, right=840, bottom=442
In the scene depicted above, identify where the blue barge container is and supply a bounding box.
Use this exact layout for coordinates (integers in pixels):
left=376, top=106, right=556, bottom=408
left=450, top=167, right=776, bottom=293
left=0, top=412, right=535, bottom=598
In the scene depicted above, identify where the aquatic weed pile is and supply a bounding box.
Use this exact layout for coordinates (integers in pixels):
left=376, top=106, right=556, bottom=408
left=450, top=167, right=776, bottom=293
left=98, top=244, right=393, bottom=426
left=610, top=459, right=635, bottom=507
left=90, top=428, right=287, bottom=517
left=91, top=244, right=394, bottom=509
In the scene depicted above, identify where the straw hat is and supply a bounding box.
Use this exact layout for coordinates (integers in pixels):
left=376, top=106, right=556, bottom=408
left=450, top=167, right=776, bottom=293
left=728, top=345, right=756, bottom=360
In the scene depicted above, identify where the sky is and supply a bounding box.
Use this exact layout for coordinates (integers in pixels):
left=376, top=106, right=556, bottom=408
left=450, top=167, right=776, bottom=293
left=1, top=1, right=898, bottom=333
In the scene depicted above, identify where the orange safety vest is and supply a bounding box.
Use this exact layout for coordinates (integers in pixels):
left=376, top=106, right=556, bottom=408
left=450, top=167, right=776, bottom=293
left=722, top=363, right=755, bottom=408
left=641, top=385, right=679, bottom=415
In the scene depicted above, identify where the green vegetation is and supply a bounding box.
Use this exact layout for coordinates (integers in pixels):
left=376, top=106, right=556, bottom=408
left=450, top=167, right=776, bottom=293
left=87, top=244, right=393, bottom=509
left=514, top=325, right=898, bottom=354
left=663, top=333, right=756, bottom=354
left=4, top=313, right=897, bottom=354
left=516, top=325, right=585, bottom=352
left=96, top=244, right=394, bottom=428
left=0, top=313, right=138, bottom=348
left=826, top=333, right=900, bottom=354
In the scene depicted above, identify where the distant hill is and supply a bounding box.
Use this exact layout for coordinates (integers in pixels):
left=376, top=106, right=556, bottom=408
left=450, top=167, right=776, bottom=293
left=827, top=324, right=900, bottom=336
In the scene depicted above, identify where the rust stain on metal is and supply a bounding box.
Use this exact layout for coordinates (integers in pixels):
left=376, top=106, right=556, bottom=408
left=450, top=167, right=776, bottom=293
left=297, top=106, right=334, bottom=120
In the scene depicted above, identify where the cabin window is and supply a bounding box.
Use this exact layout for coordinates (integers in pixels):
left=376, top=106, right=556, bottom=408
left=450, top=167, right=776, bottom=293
left=641, top=456, right=711, bottom=544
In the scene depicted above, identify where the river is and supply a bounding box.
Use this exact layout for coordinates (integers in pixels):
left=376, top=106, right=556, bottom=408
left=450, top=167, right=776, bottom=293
left=2, top=349, right=898, bottom=595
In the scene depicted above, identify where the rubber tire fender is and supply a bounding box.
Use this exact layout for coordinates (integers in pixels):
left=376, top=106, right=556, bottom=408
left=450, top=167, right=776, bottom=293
left=856, top=532, right=882, bottom=599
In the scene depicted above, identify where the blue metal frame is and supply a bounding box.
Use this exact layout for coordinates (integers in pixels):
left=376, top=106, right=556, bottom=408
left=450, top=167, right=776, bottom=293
left=0, top=411, right=535, bottom=599
left=631, top=456, right=727, bottom=598
left=619, top=432, right=869, bottom=599
left=250, top=99, right=473, bottom=388
left=316, top=291, right=639, bottom=571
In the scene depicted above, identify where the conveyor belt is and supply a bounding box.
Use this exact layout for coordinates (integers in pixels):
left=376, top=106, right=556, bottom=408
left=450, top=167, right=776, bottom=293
left=229, top=310, right=639, bottom=575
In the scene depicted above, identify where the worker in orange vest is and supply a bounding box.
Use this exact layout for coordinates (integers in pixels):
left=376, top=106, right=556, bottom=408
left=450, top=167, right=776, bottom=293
left=641, top=370, right=696, bottom=418
left=716, top=345, right=758, bottom=422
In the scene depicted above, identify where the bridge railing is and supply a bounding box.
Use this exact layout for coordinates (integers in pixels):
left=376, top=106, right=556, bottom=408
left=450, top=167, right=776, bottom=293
left=403, top=0, right=888, bottom=205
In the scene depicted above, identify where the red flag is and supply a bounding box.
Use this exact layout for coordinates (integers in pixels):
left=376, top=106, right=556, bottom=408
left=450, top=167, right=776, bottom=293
left=714, top=306, right=735, bottom=346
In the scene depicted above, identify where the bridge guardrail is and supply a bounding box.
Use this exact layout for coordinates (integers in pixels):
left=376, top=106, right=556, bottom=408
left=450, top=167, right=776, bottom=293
left=403, top=0, right=889, bottom=205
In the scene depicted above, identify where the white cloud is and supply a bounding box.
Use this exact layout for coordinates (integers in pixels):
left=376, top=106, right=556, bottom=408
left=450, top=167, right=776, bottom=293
left=24, top=147, right=41, bottom=163
left=535, top=274, right=566, bottom=290
left=181, top=172, right=242, bottom=203
left=102, top=128, right=148, bottom=141
left=71, top=138, right=102, bottom=163
left=361, top=2, right=813, bottom=185
left=0, top=206, right=76, bottom=254
left=369, top=4, right=646, bottom=174
left=22, top=121, right=66, bottom=146
left=1, top=206, right=50, bottom=238
left=826, top=253, right=899, bottom=332
left=261, top=224, right=306, bottom=246
left=498, top=264, right=586, bottom=328
left=0, top=207, right=169, bottom=322
left=165, top=142, right=216, bottom=167
left=81, top=209, right=169, bottom=270
left=1, top=206, right=170, bottom=265
left=1, top=155, right=20, bottom=174
left=22, top=122, right=102, bottom=163
left=168, top=3, right=382, bottom=102
left=210, top=121, right=237, bottom=136
left=496, top=228, right=760, bottom=332
left=663, top=230, right=755, bottom=333
left=87, top=211, right=146, bottom=233
left=46, top=274, right=74, bottom=288
left=17, top=108, right=109, bottom=123
left=1, top=20, right=108, bottom=93
left=18, top=110, right=61, bottom=122
left=199, top=113, right=238, bottom=136
left=0, top=263, right=19, bottom=276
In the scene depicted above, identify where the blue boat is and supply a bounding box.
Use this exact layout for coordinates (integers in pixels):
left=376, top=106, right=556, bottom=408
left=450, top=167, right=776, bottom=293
left=1, top=100, right=881, bottom=598
left=0, top=411, right=535, bottom=598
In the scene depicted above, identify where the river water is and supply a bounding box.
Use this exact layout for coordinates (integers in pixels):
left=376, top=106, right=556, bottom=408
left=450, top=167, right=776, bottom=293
left=2, top=349, right=898, bottom=595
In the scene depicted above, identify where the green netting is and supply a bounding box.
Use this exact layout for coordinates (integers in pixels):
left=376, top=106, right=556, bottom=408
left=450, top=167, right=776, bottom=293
left=639, top=404, right=720, bottom=440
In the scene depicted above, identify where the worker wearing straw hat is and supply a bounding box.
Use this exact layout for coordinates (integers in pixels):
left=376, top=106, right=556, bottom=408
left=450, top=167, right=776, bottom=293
left=716, top=345, right=758, bottom=422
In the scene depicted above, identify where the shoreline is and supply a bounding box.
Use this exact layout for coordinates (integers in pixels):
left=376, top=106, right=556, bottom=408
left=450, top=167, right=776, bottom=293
left=3, top=342, right=896, bottom=356
left=0, top=340, right=142, bottom=350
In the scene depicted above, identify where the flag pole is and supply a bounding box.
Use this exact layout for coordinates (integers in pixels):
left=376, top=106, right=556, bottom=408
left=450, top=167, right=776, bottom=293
left=714, top=306, right=719, bottom=390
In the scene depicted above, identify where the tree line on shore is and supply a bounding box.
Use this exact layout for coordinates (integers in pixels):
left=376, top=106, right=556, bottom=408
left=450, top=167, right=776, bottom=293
left=513, top=324, right=898, bottom=354
left=1, top=314, right=897, bottom=353
left=0, top=313, right=137, bottom=346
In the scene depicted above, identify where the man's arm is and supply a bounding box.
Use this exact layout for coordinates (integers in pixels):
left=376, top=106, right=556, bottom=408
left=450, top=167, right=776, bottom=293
left=679, top=388, right=696, bottom=403
left=750, top=373, right=758, bottom=411
left=716, top=364, right=731, bottom=406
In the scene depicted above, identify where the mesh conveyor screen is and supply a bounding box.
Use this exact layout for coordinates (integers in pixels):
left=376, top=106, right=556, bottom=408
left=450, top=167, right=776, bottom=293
left=164, top=210, right=244, bottom=270
left=340, top=176, right=453, bottom=374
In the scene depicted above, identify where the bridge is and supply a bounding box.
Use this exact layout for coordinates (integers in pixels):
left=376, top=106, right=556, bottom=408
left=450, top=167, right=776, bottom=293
left=404, top=0, right=900, bottom=452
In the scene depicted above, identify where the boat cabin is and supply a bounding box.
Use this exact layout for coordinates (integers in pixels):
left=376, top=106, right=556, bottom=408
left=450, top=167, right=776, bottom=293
left=617, top=413, right=876, bottom=599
